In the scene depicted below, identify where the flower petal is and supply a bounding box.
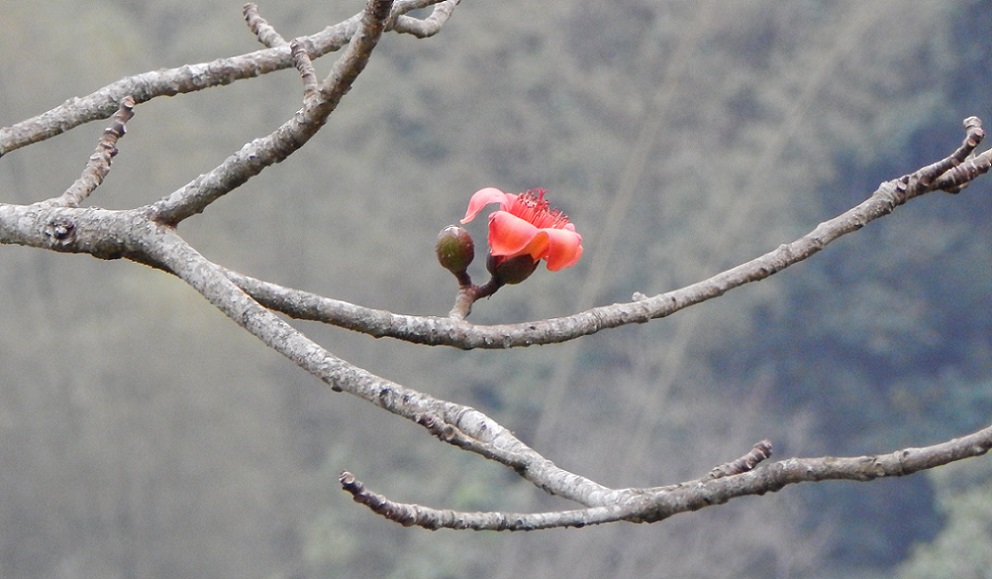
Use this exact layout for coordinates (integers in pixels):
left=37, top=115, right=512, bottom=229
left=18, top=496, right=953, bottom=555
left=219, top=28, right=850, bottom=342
left=541, top=227, right=583, bottom=271
left=461, top=187, right=514, bottom=224
left=487, top=211, right=540, bottom=257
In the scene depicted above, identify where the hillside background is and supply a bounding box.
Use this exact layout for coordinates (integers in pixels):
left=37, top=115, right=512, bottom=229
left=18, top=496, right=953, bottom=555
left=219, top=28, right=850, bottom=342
left=1, top=1, right=990, bottom=577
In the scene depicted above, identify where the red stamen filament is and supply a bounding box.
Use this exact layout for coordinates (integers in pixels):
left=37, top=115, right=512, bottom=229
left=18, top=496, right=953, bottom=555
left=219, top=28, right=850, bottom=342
left=510, top=189, right=571, bottom=229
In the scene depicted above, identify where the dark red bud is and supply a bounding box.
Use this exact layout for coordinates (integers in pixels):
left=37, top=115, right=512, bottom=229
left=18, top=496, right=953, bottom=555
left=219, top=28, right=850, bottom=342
left=487, top=253, right=539, bottom=285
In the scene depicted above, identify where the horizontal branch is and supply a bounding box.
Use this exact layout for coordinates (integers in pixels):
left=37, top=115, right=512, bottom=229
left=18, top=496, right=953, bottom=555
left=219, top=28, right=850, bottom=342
left=342, top=423, right=992, bottom=530
left=225, top=118, right=991, bottom=349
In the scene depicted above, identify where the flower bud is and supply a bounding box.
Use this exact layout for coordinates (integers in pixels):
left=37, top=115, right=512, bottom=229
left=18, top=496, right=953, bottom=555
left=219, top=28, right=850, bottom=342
left=487, top=253, right=539, bottom=285
left=435, top=225, right=475, bottom=274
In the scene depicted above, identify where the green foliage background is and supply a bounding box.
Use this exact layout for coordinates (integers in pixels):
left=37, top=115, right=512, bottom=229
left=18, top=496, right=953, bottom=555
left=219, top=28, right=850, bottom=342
left=1, top=1, right=990, bottom=577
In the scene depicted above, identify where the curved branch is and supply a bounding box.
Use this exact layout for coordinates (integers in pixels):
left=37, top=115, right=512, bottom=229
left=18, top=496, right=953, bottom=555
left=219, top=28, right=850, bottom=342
left=0, top=195, right=618, bottom=505
left=223, top=118, right=991, bottom=349
left=342, top=424, right=992, bottom=530
left=111, top=216, right=615, bottom=507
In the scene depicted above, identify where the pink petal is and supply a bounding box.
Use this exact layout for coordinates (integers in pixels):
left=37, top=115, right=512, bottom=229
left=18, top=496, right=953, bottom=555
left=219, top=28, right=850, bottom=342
left=461, top=187, right=514, bottom=224
left=487, top=211, right=540, bottom=256
left=542, top=227, right=583, bottom=271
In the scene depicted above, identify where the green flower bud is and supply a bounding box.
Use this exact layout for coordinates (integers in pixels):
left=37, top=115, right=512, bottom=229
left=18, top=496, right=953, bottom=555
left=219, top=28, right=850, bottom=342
left=487, top=253, right=539, bottom=285
left=435, top=225, right=475, bottom=274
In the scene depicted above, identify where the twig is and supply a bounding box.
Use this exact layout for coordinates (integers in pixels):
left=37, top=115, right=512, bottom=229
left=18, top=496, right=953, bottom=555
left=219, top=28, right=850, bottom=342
left=290, top=39, right=320, bottom=103
left=44, top=96, right=136, bottom=208
left=339, top=471, right=623, bottom=530
left=935, top=147, right=992, bottom=193
left=243, top=3, right=288, bottom=48
left=915, top=116, right=985, bottom=191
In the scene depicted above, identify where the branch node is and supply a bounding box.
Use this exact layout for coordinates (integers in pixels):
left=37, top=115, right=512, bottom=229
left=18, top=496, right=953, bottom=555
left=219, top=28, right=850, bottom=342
left=41, top=216, right=77, bottom=247
left=709, top=439, right=773, bottom=479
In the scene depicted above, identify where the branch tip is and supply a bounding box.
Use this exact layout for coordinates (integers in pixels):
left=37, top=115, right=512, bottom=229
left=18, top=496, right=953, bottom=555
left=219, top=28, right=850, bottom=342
left=243, top=3, right=288, bottom=48
left=392, top=0, right=460, bottom=38
left=709, top=439, right=773, bottom=479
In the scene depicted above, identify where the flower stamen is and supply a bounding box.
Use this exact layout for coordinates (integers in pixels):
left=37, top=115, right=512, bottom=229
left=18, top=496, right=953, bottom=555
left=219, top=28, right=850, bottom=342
left=509, top=189, right=571, bottom=230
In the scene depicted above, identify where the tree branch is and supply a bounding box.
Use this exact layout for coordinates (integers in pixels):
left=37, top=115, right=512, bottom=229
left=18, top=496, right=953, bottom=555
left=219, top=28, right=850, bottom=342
left=219, top=117, right=991, bottom=348
left=342, top=424, right=992, bottom=530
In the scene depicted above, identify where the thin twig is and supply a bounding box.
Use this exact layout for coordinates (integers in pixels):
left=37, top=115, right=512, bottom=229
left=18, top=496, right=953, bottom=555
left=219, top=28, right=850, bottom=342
left=44, top=96, right=136, bottom=208
left=912, top=116, right=984, bottom=191
left=243, top=3, right=288, bottom=48
left=290, top=39, right=320, bottom=103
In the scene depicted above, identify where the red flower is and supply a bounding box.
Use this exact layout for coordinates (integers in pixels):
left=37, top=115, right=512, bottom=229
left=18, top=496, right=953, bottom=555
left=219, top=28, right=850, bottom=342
left=461, top=187, right=583, bottom=271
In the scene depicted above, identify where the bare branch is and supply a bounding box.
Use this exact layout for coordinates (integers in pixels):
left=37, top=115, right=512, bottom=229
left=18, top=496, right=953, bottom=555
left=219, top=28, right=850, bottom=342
left=221, top=119, right=991, bottom=349
left=43, top=96, right=136, bottom=208
left=0, top=204, right=157, bottom=265
left=339, top=470, right=624, bottom=530
left=342, top=424, right=992, bottom=531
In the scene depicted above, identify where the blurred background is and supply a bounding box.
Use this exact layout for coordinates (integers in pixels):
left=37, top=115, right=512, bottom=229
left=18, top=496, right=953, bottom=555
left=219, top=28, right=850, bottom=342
left=1, top=1, right=990, bottom=577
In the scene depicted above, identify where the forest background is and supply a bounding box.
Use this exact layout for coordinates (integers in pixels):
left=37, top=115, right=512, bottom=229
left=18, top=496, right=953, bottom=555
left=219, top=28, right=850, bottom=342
left=1, top=1, right=990, bottom=577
